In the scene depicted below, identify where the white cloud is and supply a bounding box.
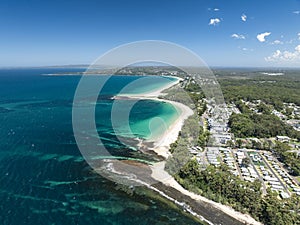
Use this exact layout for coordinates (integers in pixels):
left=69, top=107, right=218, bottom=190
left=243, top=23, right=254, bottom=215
left=257, top=32, right=271, bottom=42
left=265, top=45, right=300, bottom=62
left=241, top=47, right=253, bottom=51
left=266, top=50, right=282, bottom=61
left=209, top=18, right=221, bottom=26
left=298, top=33, right=300, bottom=40
left=238, top=46, right=253, bottom=51
left=208, top=8, right=220, bottom=11
left=231, top=33, right=246, bottom=39
left=241, top=14, right=247, bottom=22
left=271, top=40, right=283, bottom=45
left=293, top=11, right=300, bottom=14
left=242, top=48, right=250, bottom=51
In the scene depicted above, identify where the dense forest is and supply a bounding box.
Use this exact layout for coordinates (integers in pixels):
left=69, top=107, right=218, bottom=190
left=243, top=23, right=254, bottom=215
left=273, top=141, right=300, bottom=176
left=228, top=101, right=300, bottom=140
left=217, top=70, right=300, bottom=109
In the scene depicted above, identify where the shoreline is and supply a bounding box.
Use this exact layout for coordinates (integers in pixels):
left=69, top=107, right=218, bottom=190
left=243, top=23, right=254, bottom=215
left=149, top=99, right=193, bottom=158
left=150, top=162, right=263, bottom=225
left=116, top=76, right=193, bottom=159
left=113, top=76, right=262, bottom=225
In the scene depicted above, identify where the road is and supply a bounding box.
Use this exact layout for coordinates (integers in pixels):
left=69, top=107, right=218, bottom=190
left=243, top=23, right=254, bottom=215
left=245, top=150, right=267, bottom=195
left=260, top=153, right=290, bottom=194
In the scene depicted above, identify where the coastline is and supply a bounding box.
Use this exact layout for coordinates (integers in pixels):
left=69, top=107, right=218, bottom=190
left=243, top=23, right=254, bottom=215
left=116, top=76, right=193, bottom=158
left=149, top=99, right=193, bottom=158
left=114, top=76, right=262, bottom=225
left=150, top=162, right=263, bottom=225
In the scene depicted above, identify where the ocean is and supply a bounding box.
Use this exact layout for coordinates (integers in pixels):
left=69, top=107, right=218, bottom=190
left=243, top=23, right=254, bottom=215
left=0, top=68, right=202, bottom=225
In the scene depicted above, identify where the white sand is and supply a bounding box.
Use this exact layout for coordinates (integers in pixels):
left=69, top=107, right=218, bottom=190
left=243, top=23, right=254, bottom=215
left=118, top=76, right=193, bottom=158
left=148, top=99, right=193, bottom=158
left=151, top=162, right=263, bottom=225
left=140, top=76, right=183, bottom=98
left=145, top=77, right=262, bottom=225
left=119, top=76, right=262, bottom=225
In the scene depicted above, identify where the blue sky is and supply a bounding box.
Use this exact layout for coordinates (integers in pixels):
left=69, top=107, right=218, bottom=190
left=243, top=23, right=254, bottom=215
left=1, top=0, right=300, bottom=67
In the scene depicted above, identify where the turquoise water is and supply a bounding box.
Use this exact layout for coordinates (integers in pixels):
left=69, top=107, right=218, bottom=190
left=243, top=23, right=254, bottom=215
left=90, top=75, right=180, bottom=140
left=0, top=68, right=201, bottom=225
left=130, top=101, right=179, bottom=139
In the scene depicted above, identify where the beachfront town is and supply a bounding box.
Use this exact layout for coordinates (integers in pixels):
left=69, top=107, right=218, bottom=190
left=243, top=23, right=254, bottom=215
left=110, top=66, right=300, bottom=202
left=188, top=98, right=300, bottom=199
left=79, top=66, right=300, bottom=223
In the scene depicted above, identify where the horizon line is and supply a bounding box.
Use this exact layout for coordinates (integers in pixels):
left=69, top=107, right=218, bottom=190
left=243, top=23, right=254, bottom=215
left=1, top=64, right=300, bottom=70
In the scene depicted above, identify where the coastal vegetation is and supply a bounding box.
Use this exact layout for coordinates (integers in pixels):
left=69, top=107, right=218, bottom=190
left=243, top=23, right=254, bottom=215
left=273, top=141, right=300, bottom=176
left=162, top=69, right=300, bottom=225
left=164, top=81, right=209, bottom=175
left=228, top=111, right=300, bottom=139
left=165, top=115, right=203, bottom=175
left=175, top=159, right=300, bottom=225
left=228, top=101, right=300, bottom=140
left=113, top=67, right=300, bottom=224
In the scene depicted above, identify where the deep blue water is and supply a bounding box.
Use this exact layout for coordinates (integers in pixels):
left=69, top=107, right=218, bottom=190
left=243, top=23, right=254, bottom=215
left=0, top=68, right=201, bottom=225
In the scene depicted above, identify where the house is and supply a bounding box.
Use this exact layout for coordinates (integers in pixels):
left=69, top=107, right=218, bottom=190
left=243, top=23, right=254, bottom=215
left=276, top=136, right=291, bottom=142
left=280, top=192, right=290, bottom=199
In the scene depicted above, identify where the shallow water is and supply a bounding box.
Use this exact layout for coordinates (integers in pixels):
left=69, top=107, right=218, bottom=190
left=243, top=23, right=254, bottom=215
left=0, top=68, right=202, bottom=225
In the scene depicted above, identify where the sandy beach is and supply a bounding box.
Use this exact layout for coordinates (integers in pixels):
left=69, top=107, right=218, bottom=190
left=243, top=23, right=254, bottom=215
left=149, top=99, right=194, bottom=158
left=115, top=76, right=262, bottom=225
left=150, top=161, right=263, bottom=225
left=117, top=76, right=194, bottom=158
